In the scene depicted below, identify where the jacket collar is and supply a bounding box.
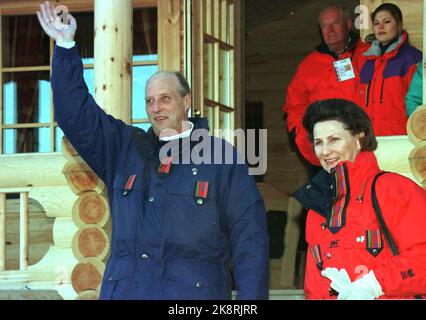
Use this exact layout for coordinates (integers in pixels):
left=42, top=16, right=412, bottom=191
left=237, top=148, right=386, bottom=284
left=132, top=117, right=210, bottom=160
left=363, top=32, right=408, bottom=60
left=316, top=31, right=360, bottom=59
left=293, top=151, right=380, bottom=219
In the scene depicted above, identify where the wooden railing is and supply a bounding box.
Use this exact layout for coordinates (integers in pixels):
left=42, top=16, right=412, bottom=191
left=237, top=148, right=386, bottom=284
left=0, top=187, right=31, bottom=272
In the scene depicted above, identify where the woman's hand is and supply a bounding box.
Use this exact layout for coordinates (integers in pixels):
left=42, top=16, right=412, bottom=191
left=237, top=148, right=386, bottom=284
left=36, top=1, right=77, bottom=42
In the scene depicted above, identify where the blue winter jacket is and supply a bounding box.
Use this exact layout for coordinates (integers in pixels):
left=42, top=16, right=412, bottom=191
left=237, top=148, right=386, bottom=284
left=51, top=45, right=269, bottom=300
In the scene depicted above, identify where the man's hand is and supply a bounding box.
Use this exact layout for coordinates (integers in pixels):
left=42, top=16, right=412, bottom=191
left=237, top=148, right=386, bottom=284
left=37, top=1, right=77, bottom=42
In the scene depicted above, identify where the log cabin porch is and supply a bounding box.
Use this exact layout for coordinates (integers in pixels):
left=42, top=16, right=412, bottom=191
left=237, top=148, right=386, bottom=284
left=0, top=0, right=425, bottom=300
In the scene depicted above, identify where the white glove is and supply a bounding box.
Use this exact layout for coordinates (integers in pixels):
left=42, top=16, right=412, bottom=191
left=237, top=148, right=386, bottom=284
left=321, top=268, right=384, bottom=300
left=321, top=267, right=352, bottom=294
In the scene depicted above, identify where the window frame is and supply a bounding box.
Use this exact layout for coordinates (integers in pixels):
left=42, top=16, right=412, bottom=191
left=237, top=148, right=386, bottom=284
left=0, top=0, right=158, bottom=154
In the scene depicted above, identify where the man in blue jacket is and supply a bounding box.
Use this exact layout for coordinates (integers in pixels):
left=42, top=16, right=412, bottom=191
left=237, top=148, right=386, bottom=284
left=37, top=1, right=269, bottom=300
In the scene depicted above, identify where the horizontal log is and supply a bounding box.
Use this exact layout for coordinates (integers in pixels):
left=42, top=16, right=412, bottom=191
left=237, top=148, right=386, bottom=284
left=71, top=257, right=105, bottom=294
left=53, top=217, right=79, bottom=248
left=28, top=246, right=78, bottom=283
left=409, top=145, right=426, bottom=184
left=0, top=290, right=63, bottom=300
left=72, top=192, right=110, bottom=228
left=0, top=154, right=68, bottom=188
left=75, top=289, right=99, bottom=300
left=374, top=136, right=414, bottom=175
left=63, top=157, right=106, bottom=195
left=407, top=105, right=426, bottom=144
left=72, top=225, right=110, bottom=261
left=61, top=137, right=79, bottom=161
left=29, top=186, right=78, bottom=218
left=0, top=0, right=156, bottom=15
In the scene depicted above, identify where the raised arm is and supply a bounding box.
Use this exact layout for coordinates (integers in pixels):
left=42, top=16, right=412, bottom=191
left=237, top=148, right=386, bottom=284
left=37, top=1, right=131, bottom=183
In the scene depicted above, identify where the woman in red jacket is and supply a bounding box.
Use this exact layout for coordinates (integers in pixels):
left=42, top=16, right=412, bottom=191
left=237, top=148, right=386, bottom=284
left=358, top=3, right=422, bottom=135
left=294, top=99, right=426, bottom=299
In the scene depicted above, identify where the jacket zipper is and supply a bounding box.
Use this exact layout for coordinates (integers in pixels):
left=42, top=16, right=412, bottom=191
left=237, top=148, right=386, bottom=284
left=357, top=180, right=367, bottom=203
left=365, top=81, right=371, bottom=107
left=380, top=79, right=385, bottom=104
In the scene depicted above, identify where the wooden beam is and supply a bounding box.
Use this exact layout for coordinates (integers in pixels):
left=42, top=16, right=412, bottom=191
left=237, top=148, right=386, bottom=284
left=192, top=0, right=204, bottom=117
left=158, top=0, right=182, bottom=71
left=94, top=0, right=133, bottom=123
left=71, top=257, right=105, bottom=293
left=0, top=0, right=156, bottom=15
left=0, top=154, right=68, bottom=188
left=29, top=186, right=78, bottom=218
left=0, top=193, right=5, bottom=271
left=53, top=217, right=79, bottom=248
left=19, top=192, right=29, bottom=271
left=233, top=0, right=243, bottom=131
left=374, top=136, right=414, bottom=175
left=62, top=157, right=106, bottom=195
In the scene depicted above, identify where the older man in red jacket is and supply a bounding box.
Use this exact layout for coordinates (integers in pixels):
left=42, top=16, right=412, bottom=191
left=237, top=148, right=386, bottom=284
left=283, top=4, right=368, bottom=177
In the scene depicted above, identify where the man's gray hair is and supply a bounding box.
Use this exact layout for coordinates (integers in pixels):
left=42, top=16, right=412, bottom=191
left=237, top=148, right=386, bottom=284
left=147, top=71, right=191, bottom=97
left=318, top=3, right=353, bottom=22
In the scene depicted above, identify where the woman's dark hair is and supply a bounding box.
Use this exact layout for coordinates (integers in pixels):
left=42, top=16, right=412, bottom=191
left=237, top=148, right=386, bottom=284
left=371, top=3, right=403, bottom=23
left=302, top=99, right=378, bottom=151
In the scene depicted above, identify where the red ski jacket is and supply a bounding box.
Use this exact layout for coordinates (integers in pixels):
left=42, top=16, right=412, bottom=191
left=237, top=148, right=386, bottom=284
left=358, top=32, right=422, bottom=136
left=283, top=35, right=368, bottom=165
left=294, top=152, right=426, bottom=299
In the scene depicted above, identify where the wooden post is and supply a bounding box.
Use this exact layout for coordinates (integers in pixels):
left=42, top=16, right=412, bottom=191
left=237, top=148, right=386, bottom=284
left=0, top=193, right=6, bottom=271
left=280, top=196, right=303, bottom=288
left=158, top=0, right=182, bottom=71
left=233, top=0, right=244, bottom=132
left=19, top=192, right=29, bottom=271
left=94, top=0, right=133, bottom=123
left=192, top=0, right=204, bottom=117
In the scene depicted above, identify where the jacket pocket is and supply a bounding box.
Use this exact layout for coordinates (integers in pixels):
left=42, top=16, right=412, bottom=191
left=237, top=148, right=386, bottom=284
left=163, top=259, right=231, bottom=300
left=103, top=258, right=137, bottom=300
left=112, top=173, right=146, bottom=194
left=165, top=179, right=222, bottom=248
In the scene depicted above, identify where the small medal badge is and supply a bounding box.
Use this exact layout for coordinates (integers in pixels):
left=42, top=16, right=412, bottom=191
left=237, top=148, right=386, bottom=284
left=194, top=181, right=209, bottom=205
left=356, top=235, right=365, bottom=243
left=366, top=230, right=383, bottom=257
left=158, top=157, right=173, bottom=175
left=123, top=175, right=137, bottom=196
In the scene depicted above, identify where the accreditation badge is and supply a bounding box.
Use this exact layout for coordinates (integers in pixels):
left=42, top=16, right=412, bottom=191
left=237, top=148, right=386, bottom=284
left=333, top=57, right=355, bottom=82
